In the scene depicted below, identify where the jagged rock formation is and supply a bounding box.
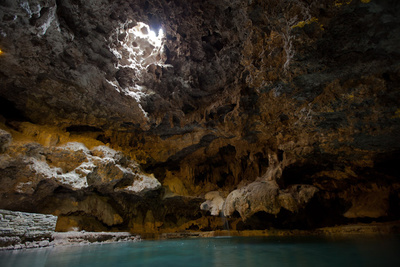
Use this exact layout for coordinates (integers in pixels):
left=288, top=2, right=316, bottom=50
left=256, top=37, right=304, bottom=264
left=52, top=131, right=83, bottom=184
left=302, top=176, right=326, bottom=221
left=0, top=0, right=399, bottom=233
left=223, top=181, right=318, bottom=220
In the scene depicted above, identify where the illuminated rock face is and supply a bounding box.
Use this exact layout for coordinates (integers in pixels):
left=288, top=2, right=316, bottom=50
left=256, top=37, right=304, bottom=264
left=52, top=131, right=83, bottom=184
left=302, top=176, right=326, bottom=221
left=0, top=0, right=400, bottom=232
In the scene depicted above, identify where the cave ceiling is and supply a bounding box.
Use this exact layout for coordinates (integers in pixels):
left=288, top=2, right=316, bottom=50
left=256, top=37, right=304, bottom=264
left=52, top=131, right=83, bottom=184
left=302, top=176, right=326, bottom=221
left=0, top=0, right=399, bottom=231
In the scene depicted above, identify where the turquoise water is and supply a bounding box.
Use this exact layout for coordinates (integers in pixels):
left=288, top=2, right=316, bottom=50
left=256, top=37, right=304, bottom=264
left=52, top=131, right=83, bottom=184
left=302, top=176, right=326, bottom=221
left=1, top=236, right=400, bottom=267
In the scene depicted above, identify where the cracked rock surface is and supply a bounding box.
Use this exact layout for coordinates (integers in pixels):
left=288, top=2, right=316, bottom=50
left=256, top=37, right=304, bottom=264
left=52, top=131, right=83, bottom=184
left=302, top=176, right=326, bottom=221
left=0, top=0, right=399, bottom=232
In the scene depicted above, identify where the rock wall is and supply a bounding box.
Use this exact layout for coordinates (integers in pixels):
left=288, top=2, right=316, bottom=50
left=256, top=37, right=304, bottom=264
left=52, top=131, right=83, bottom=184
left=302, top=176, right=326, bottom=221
left=0, top=209, right=57, bottom=249
left=0, top=0, right=399, bottom=233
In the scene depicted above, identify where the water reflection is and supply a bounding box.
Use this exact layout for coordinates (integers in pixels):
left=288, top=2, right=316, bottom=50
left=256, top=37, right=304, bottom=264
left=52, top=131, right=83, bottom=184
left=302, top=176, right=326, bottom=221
left=1, top=247, right=51, bottom=267
left=0, top=236, right=399, bottom=267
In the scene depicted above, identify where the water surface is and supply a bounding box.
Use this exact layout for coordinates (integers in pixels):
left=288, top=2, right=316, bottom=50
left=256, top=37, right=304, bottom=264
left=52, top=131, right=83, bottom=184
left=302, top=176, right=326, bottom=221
left=1, top=236, right=399, bottom=267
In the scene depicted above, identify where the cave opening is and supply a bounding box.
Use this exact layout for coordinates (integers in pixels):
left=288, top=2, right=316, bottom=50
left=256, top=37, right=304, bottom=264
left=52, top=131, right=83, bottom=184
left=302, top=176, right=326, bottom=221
left=105, top=20, right=168, bottom=107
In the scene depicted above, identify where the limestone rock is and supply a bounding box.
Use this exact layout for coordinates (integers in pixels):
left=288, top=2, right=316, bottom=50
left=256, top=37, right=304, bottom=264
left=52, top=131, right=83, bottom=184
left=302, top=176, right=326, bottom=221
left=0, top=209, right=57, bottom=250
left=0, top=138, right=161, bottom=192
left=343, top=185, right=391, bottom=219
left=0, top=129, right=12, bottom=153
left=0, top=0, right=400, bottom=232
left=200, top=191, right=225, bottom=216
left=223, top=180, right=318, bottom=221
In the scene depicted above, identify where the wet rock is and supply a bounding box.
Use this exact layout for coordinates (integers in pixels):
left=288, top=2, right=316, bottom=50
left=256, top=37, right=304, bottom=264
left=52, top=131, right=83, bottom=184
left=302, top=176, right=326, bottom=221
left=200, top=191, right=225, bottom=216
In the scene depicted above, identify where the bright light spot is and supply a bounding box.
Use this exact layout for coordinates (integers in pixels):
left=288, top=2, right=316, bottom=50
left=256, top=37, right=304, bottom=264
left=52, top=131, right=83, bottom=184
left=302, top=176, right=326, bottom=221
left=107, top=21, right=171, bottom=117
left=126, top=22, right=163, bottom=48
left=109, top=21, right=167, bottom=76
left=0, top=49, right=3, bottom=55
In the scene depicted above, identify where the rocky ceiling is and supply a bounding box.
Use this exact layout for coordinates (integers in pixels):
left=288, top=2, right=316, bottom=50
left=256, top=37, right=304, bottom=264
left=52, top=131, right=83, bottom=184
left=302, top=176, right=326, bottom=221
left=0, top=0, right=399, bottom=233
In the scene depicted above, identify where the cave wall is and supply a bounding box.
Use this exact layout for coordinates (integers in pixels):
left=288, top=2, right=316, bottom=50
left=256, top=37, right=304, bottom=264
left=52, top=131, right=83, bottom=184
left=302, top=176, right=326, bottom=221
left=0, top=0, right=399, bottom=232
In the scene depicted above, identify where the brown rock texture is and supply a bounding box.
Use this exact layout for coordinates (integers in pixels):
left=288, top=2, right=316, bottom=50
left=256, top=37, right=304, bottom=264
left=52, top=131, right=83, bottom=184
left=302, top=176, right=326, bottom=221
left=0, top=0, right=399, bottom=233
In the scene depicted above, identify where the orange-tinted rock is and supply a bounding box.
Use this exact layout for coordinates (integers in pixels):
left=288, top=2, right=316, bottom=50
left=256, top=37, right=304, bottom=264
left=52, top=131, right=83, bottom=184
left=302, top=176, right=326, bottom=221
left=0, top=0, right=399, bottom=233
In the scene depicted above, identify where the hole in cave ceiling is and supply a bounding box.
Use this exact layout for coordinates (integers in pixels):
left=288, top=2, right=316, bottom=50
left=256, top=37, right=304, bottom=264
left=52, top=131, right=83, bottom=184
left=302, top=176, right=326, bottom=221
left=106, top=21, right=170, bottom=111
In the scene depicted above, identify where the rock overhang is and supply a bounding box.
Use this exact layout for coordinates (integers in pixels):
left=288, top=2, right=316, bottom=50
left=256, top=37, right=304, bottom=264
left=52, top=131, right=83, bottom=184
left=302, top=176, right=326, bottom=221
left=0, top=0, right=399, bottom=232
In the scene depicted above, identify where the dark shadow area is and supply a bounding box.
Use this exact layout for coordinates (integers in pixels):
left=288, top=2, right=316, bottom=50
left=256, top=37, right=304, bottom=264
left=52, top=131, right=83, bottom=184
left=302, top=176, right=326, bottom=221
left=66, top=125, right=103, bottom=133
left=0, top=97, right=30, bottom=124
